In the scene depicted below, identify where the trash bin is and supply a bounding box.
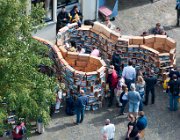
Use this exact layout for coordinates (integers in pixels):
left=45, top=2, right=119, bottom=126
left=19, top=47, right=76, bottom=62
left=37, top=118, right=44, bottom=134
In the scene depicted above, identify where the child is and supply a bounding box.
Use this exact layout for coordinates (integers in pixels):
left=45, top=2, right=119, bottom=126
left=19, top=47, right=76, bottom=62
left=163, top=75, right=170, bottom=93
left=55, top=89, right=63, bottom=113
left=119, top=86, right=128, bottom=115
left=115, top=76, right=125, bottom=107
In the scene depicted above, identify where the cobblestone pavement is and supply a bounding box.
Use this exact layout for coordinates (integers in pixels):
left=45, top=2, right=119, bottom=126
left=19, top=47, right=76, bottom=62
left=30, top=0, right=180, bottom=140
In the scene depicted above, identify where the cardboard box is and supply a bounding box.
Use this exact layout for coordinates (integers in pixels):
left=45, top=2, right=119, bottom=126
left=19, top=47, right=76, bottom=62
left=164, top=44, right=171, bottom=52
left=140, top=45, right=159, bottom=54
left=56, top=39, right=64, bottom=46
left=153, top=42, right=165, bottom=50
left=155, top=35, right=167, bottom=44
left=73, top=66, right=85, bottom=71
left=144, top=43, right=154, bottom=49
left=76, top=61, right=88, bottom=67
left=65, top=58, right=76, bottom=66
left=78, top=54, right=90, bottom=61
left=60, top=59, right=69, bottom=66
left=57, top=52, right=63, bottom=60
left=99, top=60, right=106, bottom=67
left=92, top=21, right=104, bottom=33
left=59, top=46, right=67, bottom=57
left=90, top=28, right=101, bottom=35
left=144, top=35, right=155, bottom=44
left=110, top=31, right=119, bottom=42
left=166, top=37, right=176, bottom=49
left=117, top=37, right=129, bottom=46
left=67, top=52, right=79, bottom=59
left=52, top=45, right=60, bottom=53
left=74, top=70, right=86, bottom=76
left=59, top=26, right=69, bottom=33
left=89, top=56, right=101, bottom=65
left=132, top=36, right=144, bottom=45
left=78, top=25, right=92, bottom=30
left=101, top=25, right=111, bottom=38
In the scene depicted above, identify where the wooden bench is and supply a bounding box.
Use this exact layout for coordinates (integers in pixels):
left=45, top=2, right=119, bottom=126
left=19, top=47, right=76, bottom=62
left=99, top=6, right=112, bottom=20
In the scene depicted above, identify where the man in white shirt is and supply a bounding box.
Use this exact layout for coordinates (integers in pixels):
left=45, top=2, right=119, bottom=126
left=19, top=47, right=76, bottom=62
left=122, top=60, right=136, bottom=90
left=101, top=119, right=115, bottom=140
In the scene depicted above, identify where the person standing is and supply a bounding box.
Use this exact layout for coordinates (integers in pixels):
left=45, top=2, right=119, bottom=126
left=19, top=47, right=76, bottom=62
left=112, top=50, right=122, bottom=76
left=101, top=119, right=115, bottom=140
left=57, top=6, right=70, bottom=33
left=143, top=71, right=157, bottom=105
left=128, top=83, right=141, bottom=117
left=115, top=76, right=125, bottom=107
left=136, top=111, right=147, bottom=132
left=107, top=65, right=118, bottom=107
left=169, top=67, right=180, bottom=80
left=122, top=60, right=136, bottom=90
left=12, top=122, right=26, bottom=140
left=74, top=90, right=88, bottom=124
left=55, top=89, right=63, bottom=113
left=168, top=74, right=180, bottom=111
left=136, top=76, right=145, bottom=111
left=176, top=0, right=180, bottom=26
left=119, top=86, right=128, bottom=115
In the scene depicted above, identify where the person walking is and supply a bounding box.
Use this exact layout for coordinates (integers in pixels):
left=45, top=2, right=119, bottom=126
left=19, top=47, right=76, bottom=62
left=74, top=90, right=88, bottom=125
left=168, top=74, right=180, bottom=111
left=143, top=71, right=157, bottom=105
left=107, top=65, right=118, bottom=107
left=176, top=0, right=180, bottom=26
left=126, top=114, right=139, bottom=140
left=57, top=6, right=70, bottom=33
left=101, top=119, right=115, bottom=140
left=122, top=60, right=136, bottom=90
left=136, top=76, right=145, bottom=111
left=128, top=83, right=141, bottom=117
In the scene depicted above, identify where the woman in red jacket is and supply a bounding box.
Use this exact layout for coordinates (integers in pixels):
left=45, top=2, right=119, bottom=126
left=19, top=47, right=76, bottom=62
left=107, top=65, right=118, bottom=107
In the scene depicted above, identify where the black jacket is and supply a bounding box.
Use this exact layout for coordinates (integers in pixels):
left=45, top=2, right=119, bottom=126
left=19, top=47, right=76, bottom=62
left=145, top=76, right=157, bottom=90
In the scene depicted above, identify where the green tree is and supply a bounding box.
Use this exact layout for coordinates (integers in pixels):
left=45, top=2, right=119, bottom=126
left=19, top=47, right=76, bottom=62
left=0, top=0, right=56, bottom=135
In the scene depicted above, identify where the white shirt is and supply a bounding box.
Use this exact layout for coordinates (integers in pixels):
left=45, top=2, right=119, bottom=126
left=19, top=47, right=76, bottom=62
left=101, top=123, right=115, bottom=140
left=122, top=66, right=136, bottom=80
left=58, top=90, right=63, bottom=100
left=91, top=49, right=100, bottom=57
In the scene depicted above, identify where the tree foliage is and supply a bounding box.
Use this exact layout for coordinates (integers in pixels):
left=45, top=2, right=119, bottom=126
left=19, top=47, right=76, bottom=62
left=0, top=0, right=56, bottom=135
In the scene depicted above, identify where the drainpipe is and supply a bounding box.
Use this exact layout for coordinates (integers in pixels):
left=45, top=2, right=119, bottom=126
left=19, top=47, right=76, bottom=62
left=95, top=0, right=99, bottom=20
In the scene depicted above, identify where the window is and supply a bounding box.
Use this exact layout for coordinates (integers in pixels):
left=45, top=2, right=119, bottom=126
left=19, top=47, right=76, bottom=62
left=57, top=0, right=78, bottom=8
left=31, top=0, right=53, bottom=22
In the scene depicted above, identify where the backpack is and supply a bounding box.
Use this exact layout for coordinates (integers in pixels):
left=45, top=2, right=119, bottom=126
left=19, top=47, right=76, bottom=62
left=19, top=126, right=26, bottom=135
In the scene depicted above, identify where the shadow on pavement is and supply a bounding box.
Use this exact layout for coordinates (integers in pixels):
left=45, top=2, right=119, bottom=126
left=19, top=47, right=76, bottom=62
left=119, top=0, right=152, bottom=11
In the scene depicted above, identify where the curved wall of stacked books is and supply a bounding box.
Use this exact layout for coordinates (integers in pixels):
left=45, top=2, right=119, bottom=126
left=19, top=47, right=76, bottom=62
left=34, top=36, right=106, bottom=111
left=56, top=22, right=176, bottom=80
